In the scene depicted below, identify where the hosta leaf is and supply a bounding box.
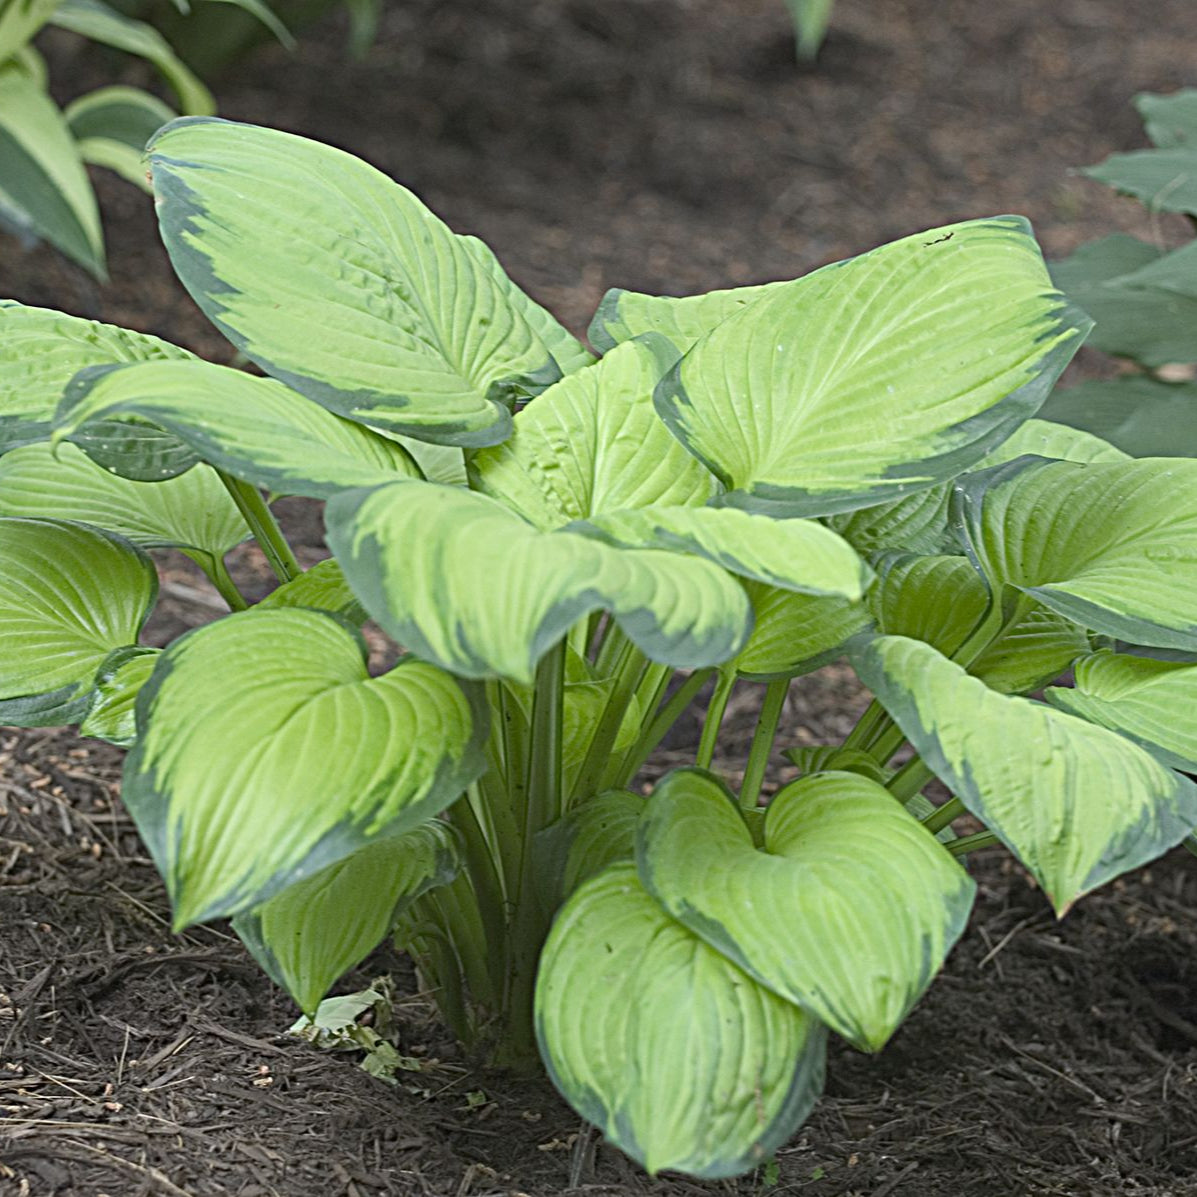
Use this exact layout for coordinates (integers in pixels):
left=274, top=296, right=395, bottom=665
left=575, top=505, right=869, bottom=598
left=589, top=280, right=786, bottom=354
left=654, top=217, right=1087, bottom=517
left=79, top=645, right=160, bottom=746
left=469, top=338, right=715, bottom=529
left=0, top=302, right=195, bottom=465
left=1084, top=148, right=1197, bottom=216
left=1046, top=650, right=1197, bottom=771
left=65, top=86, right=175, bottom=191
left=1041, top=377, right=1197, bottom=458
left=785, top=0, right=834, bottom=58
left=1137, top=88, right=1197, bottom=148
left=233, top=820, right=461, bottom=1015
left=0, top=517, right=157, bottom=726
left=55, top=359, right=419, bottom=498
left=955, top=456, right=1197, bottom=652
left=535, top=862, right=826, bottom=1178
left=729, top=581, right=868, bottom=680
left=148, top=118, right=565, bottom=446
left=0, top=441, right=247, bottom=560
left=851, top=634, right=1197, bottom=913
left=983, top=416, right=1130, bottom=466
left=325, top=481, right=752, bottom=683
left=124, top=608, right=487, bottom=926
left=0, top=63, right=104, bottom=278
left=783, top=745, right=889, bottom=784
left=970, top=604, right=1089, bottom=695
left=535, top=788, right=643, bottom=909
left=0, top=0, right=60, bottom=59
left=637, top=768, right=974, bottom=1050
left=50, top=0, right=214, bottom=115
left=257, top=559, right=367, bottom=626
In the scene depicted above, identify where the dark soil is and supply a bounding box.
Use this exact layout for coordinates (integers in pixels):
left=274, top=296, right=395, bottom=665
left=5, top=1, right=1197, bottom=1194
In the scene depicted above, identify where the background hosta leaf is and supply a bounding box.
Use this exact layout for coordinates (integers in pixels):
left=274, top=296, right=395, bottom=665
left=575, top=505, right=868, bottom=598
left=956, top=456, right=1197, bottom=652
left=326, top=481, right=752, bottom=683
left=124, top=608, right=487, bottom=926
left=534, top=789, right=644, bottom=909
left=786, top=0, right=834, bottom=58
left=65, top=86, right=176, bottom=191
left=1046, top=650, right=1197, bottom=771
left=654, top=217, right=1087, bottom=516
left=0, top=441, right=248, bottom=561
left=55, top=359, right=419, bottom=498
left=1137, top=88, right=1197, bottom=148
left=79, top=646, right=160, bottom=746
left=0, top=517, right=157, bottom=726
left=469, top=338, right=715, bottom=529
left=149, top=118, right=565, bottom=446
left=730, top=582, right=868, bottom=680
left=588, top=280, right=786, bottom=354
left=0, top=302, right=195, bottom=462
left=0, top=63, right=104, bottom=278
left=636, top=768, right=974, bottom=1050
left=0, top=0, right=60, bottom=59
left=852, top=634, right=1197, bottom=913
left=1084, top=148, right=1197, bottom=216
left=257, top=559, right=367, bottom=626
left=233, top=821, right=462, bottom=1015
left=1041, top=377, right=1197, bottom=458
left=535, top=863, right=826, bottom=1178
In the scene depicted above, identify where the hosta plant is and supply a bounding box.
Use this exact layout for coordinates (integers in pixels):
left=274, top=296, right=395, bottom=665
left=6, top=117, right=1197, bottom=1180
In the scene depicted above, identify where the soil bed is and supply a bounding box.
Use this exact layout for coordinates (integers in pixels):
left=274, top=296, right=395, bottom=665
left=4, top=1, right=1197, bottom=1193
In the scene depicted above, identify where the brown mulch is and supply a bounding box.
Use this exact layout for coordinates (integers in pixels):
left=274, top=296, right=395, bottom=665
left=5, top=0, right=1197, bottom=1193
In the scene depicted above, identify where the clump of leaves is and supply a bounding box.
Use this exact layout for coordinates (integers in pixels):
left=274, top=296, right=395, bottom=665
left=5, top=117, right=1197, bottom=1180
left=1042, top=88, right=1197, bottom=455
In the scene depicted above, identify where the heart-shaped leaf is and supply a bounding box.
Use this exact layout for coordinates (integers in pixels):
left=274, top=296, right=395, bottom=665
left=0, top=517, right=157, bottom=726
left=124, top=607, right=487, bottom=927
left=955, top=456, right=1197, bottom=652
left=148, top=118, right=567, bottom=446
left=325, top=480, right=752, bottom=683
left=1046, top=650, right=1197, bottom=771
left=55, top=358, right=419, bottom=498
left=636, top=767, right=974, bottom=1050
left=654, top=217, right=1087, bottom=516
left=233, top=820, right=462, bottom=1015
left=851, top=634, right=1197, bottom=913
left=469, top=338, right=715, bottom=529
left=535, top=862, right=826, bottom=1178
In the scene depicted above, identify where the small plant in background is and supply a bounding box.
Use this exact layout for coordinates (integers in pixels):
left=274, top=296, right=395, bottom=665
left=1042, top=88, right=1197, bottom=456
left=0, top=0, right=289, bottom=278
left=784, top=0, right=833, bottom=61
left=6, top=117, right=1197, bottom=1179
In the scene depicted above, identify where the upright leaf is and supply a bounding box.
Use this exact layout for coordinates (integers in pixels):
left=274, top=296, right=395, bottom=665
left=536, top=863, right=826, bottom=1178
left=148, top=118, right=565, bottom=446
left=852, top=634, right=1197, bottom=913
left=654, top=217, right=1087, bottom=516
left=124, top=608, right=487, bottom=926
left=636, top=768, right=974, bottom=1050
left=0, top=518, right=157, bottom=726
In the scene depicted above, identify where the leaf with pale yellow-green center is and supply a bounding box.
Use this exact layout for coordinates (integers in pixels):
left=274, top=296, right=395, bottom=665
left=80, top=646, right=160, bottom=746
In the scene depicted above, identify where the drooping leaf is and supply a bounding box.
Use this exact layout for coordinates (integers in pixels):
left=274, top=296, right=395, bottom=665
left=535, top=788, right=644, bottom=909
left=148, top=118, right=566, bottom=446
left=0, top=517, right=157, bottom=726
left=1046, top=649, right=1197, bottom=771
left=0, top=302, right=195, bottom=465
left=256, top=558, right=367, bottom=626
left=50, top=0, right=214, bottom=115
left=636, top=768, right=974, bottom=1050
left=1040, top=377, right=1197, bottom=458
left=325, top=480, right=752, bottom=684
left=124, top=607, right=487, bottom=927
left=233, top=820, right=461, bottom=1015
left=206, top=0, right=295, bottom=49
left=1084, top=147, right=1197, bottom=216
left=1137, top=88, right=1197, bottom=148
left=535, top=862, right=826, bottom=1178
left=0, top=441, right=248, bottom=561
left=65, top=86, right=175, bottom=191
left=729, top=582, right=868, bottom=681
left=79, top=645, right=160, bottom=745
left=955, top=456, right=1197, bottom=652
left=654, top=217, right=1087, bottom=517
left=469, top=338, right=714, bottom=529
left=588, top=280, right=786, bottom=354
left=54, top=358, right=420, bottom=498
left=0, top=63, right=104, bottom=278
left=0, top=0, right=60, bottom=59
left=851, top=634, right=1197, bottom=913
